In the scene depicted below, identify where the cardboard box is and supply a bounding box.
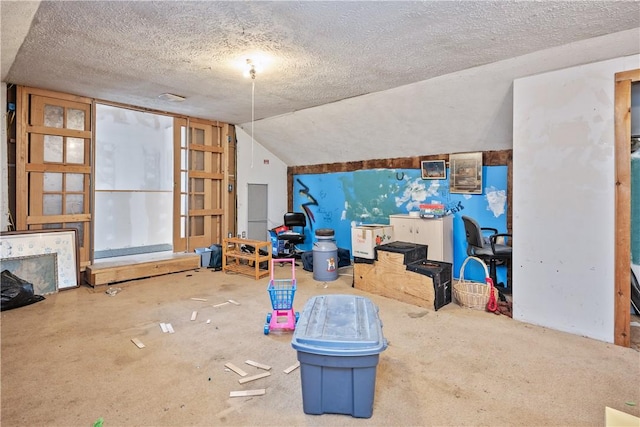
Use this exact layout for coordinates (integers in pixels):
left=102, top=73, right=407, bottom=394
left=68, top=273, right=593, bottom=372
left=351, top=225, right=394, bottom=259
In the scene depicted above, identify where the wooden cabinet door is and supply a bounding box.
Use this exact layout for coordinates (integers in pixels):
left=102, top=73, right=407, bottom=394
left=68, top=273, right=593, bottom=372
left=415, top=219, right=443, bottom=261
left=389, top=215, right=453, bottom=262
left=390, top=215, right=415, bottom=243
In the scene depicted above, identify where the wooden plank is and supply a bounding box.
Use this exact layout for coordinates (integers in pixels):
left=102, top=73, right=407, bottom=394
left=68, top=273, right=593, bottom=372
left=21, top=86, right=93, bottom=103
left=188, top=171, right=224, bottom=180
left=131, top=338, right=145, bottom=348
left=288, top=149, right=512, bottom=176
left=354, top=252, right=436, bottom=309
left=85, top=255, right=200, bottom=287
left=283, top=362, right=300, bottom=374
left=26, top=214, right=91, bottom=225
left=188, top=143, right=224, bottom=153
left=615, top=69, right=640, bottom=82
left=25, top=164, right=91, bottom=174
left=27, top=124, right=91, bottom=139
left=225, top=362, right=248, bottom=377
left=188, top=208, right=224, bottom=216
left=213, top=301, right=230, bottom=308
left=238, top=372, right=271, bottom=384
left=229, top=389, right=265, bottom=398
left=172, top=117, right=186, bottom=253
left=245, top=360, right=271, bottom=371
left=613, top=72, right=636, bottom=347
left=222, top=123, right=234, bottom=240
left=16, top=86, right=29, bottom=230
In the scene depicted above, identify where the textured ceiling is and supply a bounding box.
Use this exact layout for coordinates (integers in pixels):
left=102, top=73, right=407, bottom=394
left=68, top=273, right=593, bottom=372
left=2, top=1, right=640, bottom=165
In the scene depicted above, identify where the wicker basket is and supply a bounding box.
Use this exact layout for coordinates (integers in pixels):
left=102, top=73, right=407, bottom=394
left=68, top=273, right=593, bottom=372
left=453, top=256, right=499, bottom=310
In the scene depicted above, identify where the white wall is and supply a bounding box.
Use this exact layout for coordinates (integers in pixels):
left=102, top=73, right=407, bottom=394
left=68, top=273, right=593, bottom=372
left=513, top=55, right=639, bottom=343
left=235, top=126, right=288, bottom=241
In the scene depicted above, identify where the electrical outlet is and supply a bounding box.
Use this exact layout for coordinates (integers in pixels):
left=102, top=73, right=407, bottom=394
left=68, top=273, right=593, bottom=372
left=241, top=231, right=246, bottom=239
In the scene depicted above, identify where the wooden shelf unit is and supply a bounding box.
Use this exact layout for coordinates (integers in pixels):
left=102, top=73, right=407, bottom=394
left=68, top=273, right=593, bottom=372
left=222, top=237, right=272, bottom=280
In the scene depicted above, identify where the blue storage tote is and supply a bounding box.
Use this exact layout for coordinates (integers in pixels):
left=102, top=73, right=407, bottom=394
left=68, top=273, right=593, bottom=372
left=291, top=294, right=387, bottom=418
left=194, top=247, right=212, bottom=268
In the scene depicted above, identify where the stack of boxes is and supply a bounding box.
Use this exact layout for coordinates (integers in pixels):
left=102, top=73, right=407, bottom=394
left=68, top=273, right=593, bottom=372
left=351, top=223, right=452, bottom=311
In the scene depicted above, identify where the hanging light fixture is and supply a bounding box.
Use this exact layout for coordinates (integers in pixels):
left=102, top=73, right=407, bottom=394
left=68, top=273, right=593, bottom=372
left=245, top=59, right=258, bottom=167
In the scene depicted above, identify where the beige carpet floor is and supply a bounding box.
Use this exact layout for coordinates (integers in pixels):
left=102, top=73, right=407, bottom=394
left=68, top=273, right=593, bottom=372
left=1, top=264, right=639, bottom=427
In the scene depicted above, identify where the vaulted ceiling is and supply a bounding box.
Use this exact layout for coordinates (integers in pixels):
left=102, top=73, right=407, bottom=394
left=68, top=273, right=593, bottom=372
left=2, top=1, right=639, bottom=165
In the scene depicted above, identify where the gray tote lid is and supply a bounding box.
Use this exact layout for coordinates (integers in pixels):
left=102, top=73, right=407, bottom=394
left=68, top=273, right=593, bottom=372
left=291, top=294, right=387, bottom=356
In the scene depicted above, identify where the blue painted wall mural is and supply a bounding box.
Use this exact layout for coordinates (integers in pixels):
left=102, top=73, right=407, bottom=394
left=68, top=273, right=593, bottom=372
left=293, top=166, right=509, bottom=284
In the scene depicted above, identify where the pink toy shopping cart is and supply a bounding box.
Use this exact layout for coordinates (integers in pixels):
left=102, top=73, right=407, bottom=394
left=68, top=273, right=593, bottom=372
left=264, top=258, right=299, bottom=335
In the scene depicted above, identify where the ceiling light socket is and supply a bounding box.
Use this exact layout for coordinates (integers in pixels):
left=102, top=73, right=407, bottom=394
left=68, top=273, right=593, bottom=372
left=158, top=93, right=186, bottom=102
left=244, top=59, right=260, bottom=79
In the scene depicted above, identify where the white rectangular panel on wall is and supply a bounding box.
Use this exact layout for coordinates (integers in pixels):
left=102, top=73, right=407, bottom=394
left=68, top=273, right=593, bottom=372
left=94, top=191, right=173, bottom=253
left=94, top=104, right=174, bottom=256
left=513, top=55, right=639, bottom=343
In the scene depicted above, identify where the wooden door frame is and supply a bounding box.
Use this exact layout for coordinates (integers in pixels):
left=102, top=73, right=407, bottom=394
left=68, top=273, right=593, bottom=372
left=16, top=86, right=93, bottom=267
left=614, top=69, right=639, bottom=347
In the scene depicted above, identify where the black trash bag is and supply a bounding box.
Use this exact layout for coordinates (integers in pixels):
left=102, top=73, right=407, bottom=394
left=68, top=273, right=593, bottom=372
left=1, top=270, right=45, bottom=311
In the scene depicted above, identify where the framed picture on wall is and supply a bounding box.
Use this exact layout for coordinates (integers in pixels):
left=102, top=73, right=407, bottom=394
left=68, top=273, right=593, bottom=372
left=421, top=160, right=447, bottom=180
left=449, top=152, right=483, bottom=194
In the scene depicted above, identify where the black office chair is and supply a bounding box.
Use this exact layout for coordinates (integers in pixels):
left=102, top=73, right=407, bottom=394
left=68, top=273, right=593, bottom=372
left=277, top=212, right=307, bottom=258
left=461, top=215, right=512, bottom=293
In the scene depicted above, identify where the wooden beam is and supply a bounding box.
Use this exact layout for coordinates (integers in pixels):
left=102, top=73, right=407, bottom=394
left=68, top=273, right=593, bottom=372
left=613, top=70, right=636, bottom=347
left=84, top=254, right=199, bottom=287
left=27, top=125, right=91, bottom=139
left=21, top=86, right=92, bottom=104
left=188, top=171, right=224, bottom=180
left=188, top=144, right=224, bottom=153
left=27, top=214, right=91, bottom=224
left=288, top=149, right=512, bottom=176
left=15, top=86, right=28, bottom=230
left=25, top=164, right=91, bottom=174
left=615, top=69, right=640, bottom=82
left=188, top=208, right=224, bottom=216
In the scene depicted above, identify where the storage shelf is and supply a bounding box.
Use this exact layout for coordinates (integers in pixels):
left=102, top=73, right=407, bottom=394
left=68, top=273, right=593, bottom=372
left=223, top=237, right=271, bottom=280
